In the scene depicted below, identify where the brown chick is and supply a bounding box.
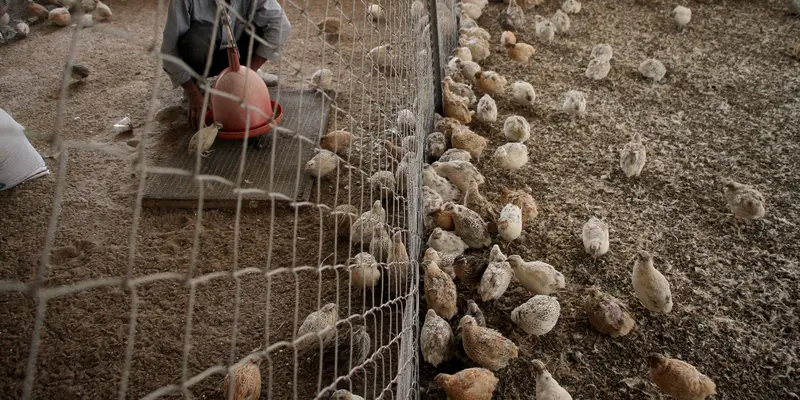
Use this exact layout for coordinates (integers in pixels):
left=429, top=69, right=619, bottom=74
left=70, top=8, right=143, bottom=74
left=451, top=127, right=487, bottom=159
left=69, top=64, right=90, bottom=82
left=433, top=206, right=455, bottom=230
left=448, top=203, right=492, bottom=249
left=443, top=81, right=473, bottom=124
left=454, top=300, right=486, bottom=362
left=474, top=71, right=508, bottom=96
left=632, top=251, right=673, bottom=313
left=387, top=231, right=410, bottom=292
left=424, top=248, right=457, bottom=279
left=28, top=1, right=50, bottom=19
left=453, top=253, right=488, bottom=284
left=317, top=17, right=341, bottom=36
left=722, top=178, right=766, bottom=220
left=506, top=42, right=536, bottom=63
left=460, top=315, right=518, bottom=371
left=463, top=183, right=498, bottom=232
left=434, top=368, right=498, bottom=400
left=424, top=261, right=458, bottom=320
left=434, top=114, right=464, bottom=141
left=321, top=130, right=354, bottom=155
left=94, top=0, right=112, bottom=21
left=331, top=204, right=359, bottom=236
left=648, top=354, right=717, bottom=400
left=48, top=7, right=71, bottom=26
left=500, top=187, right=538, bottom=225
left=584, top=288, right=634, bottom=337
left=223, top=356, right=262, bottom=400
left=500, top=30, right=517, bottom=46
left=296, top=303, right=339, bottom=353
left=421, top=309, right=455, bottom=367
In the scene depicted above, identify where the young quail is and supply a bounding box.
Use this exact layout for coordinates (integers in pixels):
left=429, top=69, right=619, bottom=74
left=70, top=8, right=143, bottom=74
left=632, top=251, right=673, bottom=313
left=421, top=309, right=455, bottom=366
left=581, top=217, right=609, bottom=259
left=511, top=295, right=560, bottom=336
left=424, top=261, right=458, bottom=320
left=507, top=255, right=565, bottom=295
left=620, top=132, right=647, bottom=178
left=584, top=288, right=635, bottom=337
left=460, top=315, right=518, bottom=371
left=478, top=245, right=512, bottom=301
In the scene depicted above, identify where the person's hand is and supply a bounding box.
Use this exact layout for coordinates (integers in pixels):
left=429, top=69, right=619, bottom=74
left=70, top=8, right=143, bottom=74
left=183, top=81, right=203, bottom=131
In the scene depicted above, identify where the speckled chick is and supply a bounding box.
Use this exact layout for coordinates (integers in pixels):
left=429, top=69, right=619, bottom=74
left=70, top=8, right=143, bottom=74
left=424, top=248, right=457, bottom=279
left=461, top=61, right=482, bottom=84
left=424, top=261, right=458, bottom=320
left=433, top=205, right=455, bottom=231
left=460, top=315, right=518, bottom=371
left=443, top=80, right=473, bottom=124
left=648, top=354, right=716, bottom=400
left=507, top=255, right=565, bottom=295
left=561, top=0, right=581, bottom=14
left=500, top=188, right=539, bottom=223
left=563, top=90, right=586, bottom=117
left=349, top=252, right=381, bottom=290
left=591, top=43, right=613, bottom=61
left=503, top=0, right=525, bottom=32
left=552, top=9, right=570, bottom=33
left=331, top=205, right=358, bottom=236
left=512, top=81, right=536, bottom=106
left=474, top=71, right=507, bottom=96
left=427, top=227, right=469, bottom=257
left=451, top=128, right=488, bottom=159
left=434, top=368, right=498, bottom=400
left=582, top=217, right=609, bottom=259
left=722, top=178, right=766, bottom=220
left=498, top=204, right=523, bottom=241
left=369, top=224, right=393, bottom=262
left=534, top=15, right=555, bottom=43
left=453, top=254, right=489, bottom=284
left=476, top=94, right=498, bottom=122
left=423, top=186, right=444, bottom=232
left=671, top=5, right=691, bottom=27
left=330, top=389, right=365, bottom=400
left=620, top=132, right=647, bottom=178
left=461, top=36, right=490, bottom=62
left=297, top=303, right=338, bottom=352
left=585, top=58, right=611, bottom=80
left=639, top=59, right=667, bottom=81
left=443, top=76, right=476, bottom=105
left=507, top=42, right=536, bottom=63
left=460, top=26, right=491, bottom=41
left=305, top=149, right=339, bottom=178
left=448, top=204, right=492, bottom=249
left=632, top=251, right=673, bottom=313
left=433, top=160, right=484, bottom=193
left=421, top=309, right=455, bottom=366
left=493, top=143, right=529, bottom=171
left=439, top=148, right=472, bottom=162
left=585, top=288, right=635, bottom=337
left=223, top=357, right=262, bottom=400
left=501, top=30, right=517, bottom=46
left=532, top=360, right=573, bottom=400
left=387, top=231, right=410, bottom=290
left=351, top=200, right=387, bottom=244
left=370, top=170, right=396, bottom=199
left=453, top=46, right=473, bottom=63
left=434, top=115, right=464, bottom=141
left=454, top=300, right=487, bottom=362
left=511, top=295, right=560, bottom=336
left=188, top=122, right=222, bottom=155
left=503, top=115, right=531, bottom=143
left=478, top=245, right=513, bottom=301
left=424, top=164, right=461, bottom=203
left=320, top=130, right=353, bottom=155
left=463, top=183, right=498, bottom=225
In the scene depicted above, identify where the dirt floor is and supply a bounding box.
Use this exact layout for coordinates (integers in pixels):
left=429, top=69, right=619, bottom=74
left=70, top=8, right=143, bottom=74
left=418, top=0, right=800, bottom=399
left=0, top=0, right=424, bottom=399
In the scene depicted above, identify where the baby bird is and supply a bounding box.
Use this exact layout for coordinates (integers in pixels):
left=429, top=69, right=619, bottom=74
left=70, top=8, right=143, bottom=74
left=317, top=17, right=341, bottom=40
left=370, top=170, right=396, bottom=199
left=449, top=204, right=492, bottom=249
left=620, top=132, right=647, bottom=178
left=476, top=94, right=498, bottom=123
left=648, top=354, right=717, bottom=400
left=460, top=26, right=491, bottom=41
left=497, top=204, right=523, bottom=241
left=421, top=309, right=454, bottom=366
left=532, top=360, right=573, bottom=400
left=500, top=30, right=517, bottom=46
left=507, top=42, right=536, bottom=63
left=722, top=178, right=766, bottom=220
left=424, top=248, right=457, bottom=279
left=503, top=115, right=531, bottom=143
left=387, top=231, right=410, bottom=285
left=561, top=0, right=581, bottom=14
left=367, top=3, right=384, bottom=21
left=453, top=46, right=473, bottom=62
left=305, top=149, right=339, bottom=178
left=443, top=76, right=476, bottom=105
left=424, top=260, right=458, bottom=320
left=478, top=245, right=513, bottom=301
left=461, top=36, right=490, bottom=62
left=552, top=9, right=570, bottom=33
left=223, top=356, right=262, bottom=400
left=28, top=1, right=50, bottom=20
left=512, top=81, right=536, bottom=106
left=434, top=115, right=464, bottom=141
left=397, top=109, right=417, bottom=133
left=433, top=160, right=485, bottom=193
left=439, top=148, right=472, bottom=162
left=562, top=90, right=586, bottom=117
left=632, top=251, right=673, bottom=313
left=69, top=64, right=90, bottom=82
left=500, top=188, right=538, bottom=223
left=349, top=252, right=381, bottom=290
left=534, top=15, right=555, bottom=43
left=671, top=5, right=691, bottom=28
left=320, top=130, right=353, bottom=155
left=433, top=205, right=455, bottom=231
left=461, top=61, right=482, bottom=83
left=296, top=303, right=338, bottom=353
left=427, top=132, right=447, bottom=160
left=15, top=22, right=30, bottom=38
left=368, top=44, right=392, bottom=67
left=639, top=58, right=667, bottom=82
left=188, top=122, right=223, bottom=156
left=474, top=71, right=507, bottom=96
left=369, top=224, right=393, bottom=262
left=331, top=390, right=365, bottom=400
left=493, top=143, right=529, bottom=171
left=48, top=7, right=71, bottom=26
left=585, top=58, right=611, bottom=80
left=585, top=288, right=635, bottom=337
left=511, top=295, right=560, bottom=336
left=310, top=68, right=334, bottom=90
left=465, top=299, right=486, bottom=326
left=458, top=2, right=482, bottom=19
left=460, top=315, right=518, bottom=371
left=351, top=200, right=387, bottom=244
left=502, top=0, right=525, bottom=32
left=507, top=255, right=565, bottom=295
left=591, top=43, right=613, bottom=61
left=453, top=254, right=489, bottom=284
left=434, top=368, right=498, bottom=400
left=427, top=227, right=469, bottom=256
left=463, top=183, right=498, bottom=227
left=451, top=127, right=488, bottom=159
left=331, top=204, right=358, bottom=236
left=443, top=80, right=473, bottom=124
left=424, top=164, right=461, bottom=202
left=423, top=186, right=444, bottom=232
left=94, top=0, right=112, bottom=21
left=581, top=217, right=609, bottom=259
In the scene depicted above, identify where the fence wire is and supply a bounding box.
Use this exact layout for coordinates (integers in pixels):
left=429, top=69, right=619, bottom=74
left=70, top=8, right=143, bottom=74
left=0, top=0, right=443, bottom=398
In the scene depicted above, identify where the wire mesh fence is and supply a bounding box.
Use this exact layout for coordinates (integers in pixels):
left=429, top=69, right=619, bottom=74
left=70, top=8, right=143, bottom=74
left=0, top=0, right=453, bottom=398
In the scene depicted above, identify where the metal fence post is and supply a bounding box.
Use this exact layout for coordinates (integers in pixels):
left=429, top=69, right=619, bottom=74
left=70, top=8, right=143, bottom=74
left=427, top=0, right=444, bottom=116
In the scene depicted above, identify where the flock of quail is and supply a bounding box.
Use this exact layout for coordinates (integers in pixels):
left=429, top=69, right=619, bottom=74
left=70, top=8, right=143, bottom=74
left=0, top=0, right=112, bottom=44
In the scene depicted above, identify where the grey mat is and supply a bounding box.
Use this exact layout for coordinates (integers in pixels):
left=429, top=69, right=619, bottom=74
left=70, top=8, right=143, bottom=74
left=142, top=89, right=332, bottom=209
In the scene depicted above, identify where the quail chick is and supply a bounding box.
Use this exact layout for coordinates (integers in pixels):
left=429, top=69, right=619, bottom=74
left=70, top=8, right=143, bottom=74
left=582, top=217, right=609, bottom=259
left=507, top=255, right=565, bottom=295
left=439, top=148, right=472, bottom=162
left=369, top=224, right=393, bottom=262
left=223, top=356, right=262, bottom=400
left=331, top=390, right=365, bottom=400
left=370, top=170, right=395, bottom=199
left=424, top=248, right=457, bottom=279
left=423, top=186, right=444, bottom=232
left=320, top=130, right=353, bottom=155
left=463, top=182, right=498, bottom=225
left=460, top=315, right=518, bottom=371
left=458, top=2, right=482, bottom=19
left=501, top=30, right=517, bottom=46
left=648, top=354, right=717, bottom=400
left=434, top=368, right=498, bottom=400
left=500, top=188, right=538, bottom=224
left=562, top=90, right=586, bottom=117
left=502, top=0, right=525, bottom=32
left=349, top=252, right=381, bottom=290
left=460, top=26, right=491, bottom=41
left=368, top=44, right=392, bottom=67
left=331, top=204, right=359, bottom=236
left=426, top=132, right=447, bottom=161
left=317, top=17, right=341, bottom=39
left=94, top=0, right=112, bottom=21
left=443, top=76, right=476, bottom=105
left=507, top=42, right=536, bottom=63
left=722, top=178, right=766, bottom=220
left=434, top=115, right=464, bottom=141
left=311, top=68, right=334, bottom=90
left=454, top=300, right=486, bottom=361
left=428, top=227, right=469, bottom=256
left=367, top=3, right=384, bottom=21
left=451, top=128, right=488, bottom=159
left=15, top=22, right=30, bottom=38
left=396, top=109, right=417, bottom=134
left=639, top=58, right=666, bottom=82
left=497, top=204, right=523, bottom=241
left=532, top=360, right=573, bottom=399
left=512, top=81, right=536, bottom=107
left=504, top=115, right=531, bottom=143
left=459, top=11, right=478, bottom=30
left=461, top=36, right=490, bottom=62
left=448, top=203, right=492, bottom=249
left=296, top=303, right=338, bottom=353
left=585, top=288, right=635, bottom=337
left=433, top=205, right=455, bottom=231
left=443, top=80, right=473, bottom=124
left=305, top=149, right=339, bottom=178
left=424, top=164, right=461, bottom=202
left=474, top=71, right=508, bottom=96
left=424, top=261, right=458, bottom=320
left=534, top=15, right=555, bottom=43
left=387, top=230, right=409, bottom=285
left=632, top=251, right=673, bottom=313
left=48, top=7, right=70, bottom=25
left=461, top=61, right=482, bottom=83
left=552, top=9, right=570, bottom=33
left=28, top=1, right=50, bottom=19
left=421, top=309, right=455, bottom=366
left=453, top=254, right=489, bottom=284
left=561, top=0, right=581, bottom=14
left=351, top=200, right=387, bottom=244
left=478, top=245, right=513, bottom=301
left=585, top=58, right=611, bottom=80
left=69, top=64, right=90, bottom=81
left=188, top=121, right=223, bottom=156
left=325, top=322, right=371, bottom=374
left=493, top=143, right=529, bottom=171
left=671, top=5, right=691, bottom=27
left=511, top=295, right=560, bottom=336
left=591, top=43, right=613, bottom=61
left=476, top=94, right=498, bottom=123
left=453, top=46, right=473, bottom=62
left=620, top=132, right=647, bottom=178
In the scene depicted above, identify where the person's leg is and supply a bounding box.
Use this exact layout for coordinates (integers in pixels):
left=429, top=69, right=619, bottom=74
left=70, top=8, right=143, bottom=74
left=236, top=25, right=279, bottom=87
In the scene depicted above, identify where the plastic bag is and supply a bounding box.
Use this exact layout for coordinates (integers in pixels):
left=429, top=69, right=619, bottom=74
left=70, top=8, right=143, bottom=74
left=0, top=108, right=49, bottom=191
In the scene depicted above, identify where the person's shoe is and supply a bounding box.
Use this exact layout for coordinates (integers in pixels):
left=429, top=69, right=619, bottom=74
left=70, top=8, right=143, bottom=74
left=257, top=70, right=280, bottom=87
